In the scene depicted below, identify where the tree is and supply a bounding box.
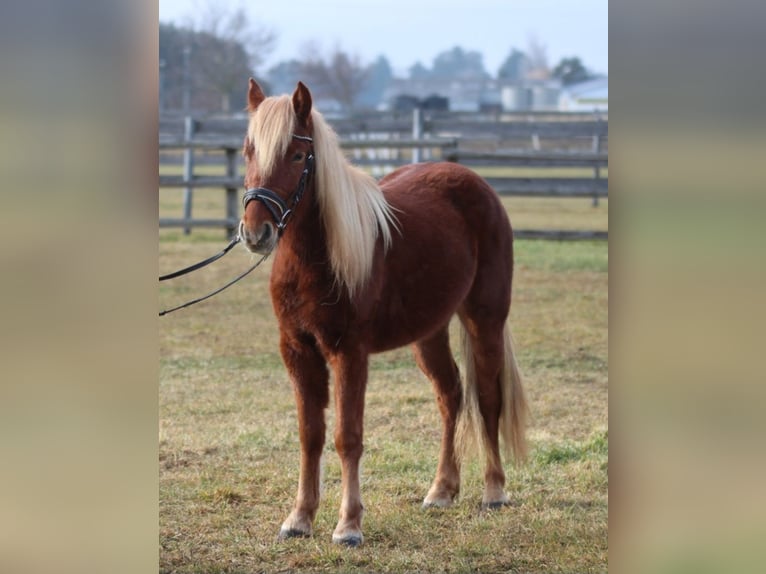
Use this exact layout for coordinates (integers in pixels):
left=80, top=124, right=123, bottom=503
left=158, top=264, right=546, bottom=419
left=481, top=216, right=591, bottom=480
left=552, top=57, right=592, bottom=86
left=159, top=23, right=186, bottom=110
left=299, top=43, right=369, bottom=111
left=497, top=49, right=529, bottom=82
left=358, top=55, right=393, bottom=109
left=408, top=61, right=430, bottom=80
left=160, top=23, right=218, bottom=111
left=431, top=46, right=489, bottom=79
left=194, top=31, right=253, bottom=112
left=525, top=35, right=550, bottom=80
left=185, top=2, right=276, bottom=112
left=266, top=60, right=305, bottom=97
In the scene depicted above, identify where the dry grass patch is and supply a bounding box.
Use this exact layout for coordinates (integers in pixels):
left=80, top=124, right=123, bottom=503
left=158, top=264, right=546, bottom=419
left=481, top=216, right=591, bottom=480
left=160, top=202, right=607, bottom=572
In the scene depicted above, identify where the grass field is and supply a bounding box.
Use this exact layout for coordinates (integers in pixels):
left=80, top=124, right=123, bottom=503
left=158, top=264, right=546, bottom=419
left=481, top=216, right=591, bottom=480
left=159, top=184, right=608, bottom=573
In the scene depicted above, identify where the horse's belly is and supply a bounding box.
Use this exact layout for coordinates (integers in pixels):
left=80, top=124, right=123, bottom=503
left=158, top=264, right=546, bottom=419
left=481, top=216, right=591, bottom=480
left=369, top=250, right=474, bottom=352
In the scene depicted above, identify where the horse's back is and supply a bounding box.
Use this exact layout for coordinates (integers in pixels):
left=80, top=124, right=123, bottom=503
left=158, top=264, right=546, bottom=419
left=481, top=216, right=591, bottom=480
left=380, top=162, right=513, bottom=272
left=381, top=162, right=511, bottom=235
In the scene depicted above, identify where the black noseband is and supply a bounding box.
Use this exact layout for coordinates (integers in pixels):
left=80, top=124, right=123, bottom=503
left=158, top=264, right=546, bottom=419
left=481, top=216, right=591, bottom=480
left=242, top=187, right=290, bottom=230
left=242, top=135, right=314, bottom=236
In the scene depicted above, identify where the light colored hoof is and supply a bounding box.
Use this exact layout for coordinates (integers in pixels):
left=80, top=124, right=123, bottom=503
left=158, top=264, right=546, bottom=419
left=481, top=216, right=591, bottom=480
left=279, top=513, right=313, bottom=540
left=481, top=491, right=511, bottom=511
left=423, top=484, right=458, bottom=509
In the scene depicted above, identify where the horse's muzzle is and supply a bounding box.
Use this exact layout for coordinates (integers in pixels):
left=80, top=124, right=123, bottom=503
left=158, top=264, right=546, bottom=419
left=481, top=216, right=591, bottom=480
left=239, top=220, right=277, bottom=254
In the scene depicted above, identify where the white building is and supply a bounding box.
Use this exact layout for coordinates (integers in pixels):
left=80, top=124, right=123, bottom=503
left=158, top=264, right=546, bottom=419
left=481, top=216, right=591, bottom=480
left=558, top=77, right=608, bottom=112
left=384, top=77, right=563, bottom=112
left=501, top=79, right=562, bottom=111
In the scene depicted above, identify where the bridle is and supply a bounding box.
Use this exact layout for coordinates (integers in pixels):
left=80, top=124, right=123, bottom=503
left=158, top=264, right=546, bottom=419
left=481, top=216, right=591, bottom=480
left=159, top=133, right=315, bottom=316
left=242, top=134, right=314, bottom=237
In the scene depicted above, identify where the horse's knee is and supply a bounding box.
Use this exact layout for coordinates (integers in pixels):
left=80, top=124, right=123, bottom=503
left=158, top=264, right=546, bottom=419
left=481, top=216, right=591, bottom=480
left=335, top=430, right=363, bottom=460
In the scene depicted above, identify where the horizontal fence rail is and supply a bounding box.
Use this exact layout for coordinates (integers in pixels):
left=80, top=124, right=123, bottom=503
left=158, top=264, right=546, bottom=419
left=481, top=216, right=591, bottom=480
left=514, top=229, right=608, bottom=241
left=159, top=111, right=607, bottom=240
left=444, top=149, right=607, bottom=166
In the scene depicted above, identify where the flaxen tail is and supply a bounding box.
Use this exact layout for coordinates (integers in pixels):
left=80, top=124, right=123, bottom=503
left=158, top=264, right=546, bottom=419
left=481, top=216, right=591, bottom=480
left=455, top=323, right=528, bottom=464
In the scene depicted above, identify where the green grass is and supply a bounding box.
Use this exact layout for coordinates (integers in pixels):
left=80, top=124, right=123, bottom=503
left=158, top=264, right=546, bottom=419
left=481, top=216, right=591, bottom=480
left=159, top=227, right=608, bottom=572
left=517, top=239, right=609, bottom=273
left=534, top=430, right=608, bottom=465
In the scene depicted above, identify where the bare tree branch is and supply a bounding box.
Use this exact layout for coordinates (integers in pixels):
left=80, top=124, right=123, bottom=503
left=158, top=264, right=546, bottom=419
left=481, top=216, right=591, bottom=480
left=185, top=0, right=277, bottom=111
left=526, top=34, right=551, bottom=80
left=297, top=42, right=368, bottom=111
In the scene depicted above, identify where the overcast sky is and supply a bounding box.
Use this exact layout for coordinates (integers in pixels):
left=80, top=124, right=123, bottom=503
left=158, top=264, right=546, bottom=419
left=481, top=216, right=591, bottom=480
left=159, top=0, right=608, bottom=77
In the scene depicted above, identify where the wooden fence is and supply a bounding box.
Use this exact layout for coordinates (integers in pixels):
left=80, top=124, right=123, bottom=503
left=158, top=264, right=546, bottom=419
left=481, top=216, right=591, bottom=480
left=159, top=110, right=607, bottom=240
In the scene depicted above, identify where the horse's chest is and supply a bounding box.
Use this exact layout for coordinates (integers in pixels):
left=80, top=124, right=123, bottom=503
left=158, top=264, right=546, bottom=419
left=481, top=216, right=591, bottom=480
left=271, top=275, right=345, bottom=337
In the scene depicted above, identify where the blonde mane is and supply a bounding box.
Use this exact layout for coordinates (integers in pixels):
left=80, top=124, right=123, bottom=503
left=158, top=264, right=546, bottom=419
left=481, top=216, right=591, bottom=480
left=248, top=97, right=398, bottom=297
left=247, top=95, right=295, bottom=181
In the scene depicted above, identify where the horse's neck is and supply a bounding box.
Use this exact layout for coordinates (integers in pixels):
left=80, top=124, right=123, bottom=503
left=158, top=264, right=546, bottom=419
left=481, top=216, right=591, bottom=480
left=275, top=189, right=331, bottom=277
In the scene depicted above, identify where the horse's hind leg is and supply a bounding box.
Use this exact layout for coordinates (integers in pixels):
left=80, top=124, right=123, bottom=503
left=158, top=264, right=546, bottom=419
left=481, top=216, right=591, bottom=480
left=413, top=326, right=462, bottom=508
left=460, top=313, right=511, bottom=508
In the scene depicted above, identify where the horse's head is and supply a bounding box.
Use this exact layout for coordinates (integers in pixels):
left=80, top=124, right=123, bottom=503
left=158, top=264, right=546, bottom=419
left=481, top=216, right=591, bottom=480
left=239, top=79, right=315, bottom=254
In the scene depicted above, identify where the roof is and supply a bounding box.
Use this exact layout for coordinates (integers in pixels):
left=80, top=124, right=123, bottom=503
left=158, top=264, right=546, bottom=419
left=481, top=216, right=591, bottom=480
left=564, top=77, right=608, bottom=100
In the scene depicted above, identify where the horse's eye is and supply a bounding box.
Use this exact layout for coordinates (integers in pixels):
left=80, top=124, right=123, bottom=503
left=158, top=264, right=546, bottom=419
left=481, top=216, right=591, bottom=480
left=292, top=152, right=305, bottom=162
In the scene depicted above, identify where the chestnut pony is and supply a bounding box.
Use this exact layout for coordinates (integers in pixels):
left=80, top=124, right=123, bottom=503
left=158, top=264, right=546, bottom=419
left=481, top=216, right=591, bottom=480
left=239, top=80, right=527, bottom=547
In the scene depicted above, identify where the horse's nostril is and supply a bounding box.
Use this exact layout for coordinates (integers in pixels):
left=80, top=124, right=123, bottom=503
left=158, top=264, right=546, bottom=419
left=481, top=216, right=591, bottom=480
left=261, top=224, right=273, bottom=241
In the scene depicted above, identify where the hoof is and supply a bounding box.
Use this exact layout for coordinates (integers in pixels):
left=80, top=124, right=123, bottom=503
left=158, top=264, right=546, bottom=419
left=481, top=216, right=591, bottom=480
left=480, top=500, right=511, bottom=511
left=332, top=534, right=363, bottom=548
left=423, top=485, right=457, bottom=509
left=422, top=498, right=453, bottom=509
left=278, top=527, right=311, bottom=541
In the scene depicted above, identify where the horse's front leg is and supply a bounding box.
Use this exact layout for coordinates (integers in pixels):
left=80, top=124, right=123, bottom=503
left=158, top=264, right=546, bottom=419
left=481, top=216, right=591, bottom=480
left=278, top=332, right=329, bottom=540
left=330, top=349, right=368, bottom=547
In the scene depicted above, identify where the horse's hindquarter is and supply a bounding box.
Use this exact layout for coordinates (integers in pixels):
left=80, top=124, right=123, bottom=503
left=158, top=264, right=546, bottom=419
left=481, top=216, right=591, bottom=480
left=367, top=163, right=512, bottom=352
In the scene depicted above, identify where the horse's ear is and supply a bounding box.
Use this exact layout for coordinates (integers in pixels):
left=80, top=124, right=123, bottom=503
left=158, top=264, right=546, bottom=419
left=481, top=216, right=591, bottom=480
left=292, top=82, right=313, bottom=125
left=247, top=78, right=266, bottom=112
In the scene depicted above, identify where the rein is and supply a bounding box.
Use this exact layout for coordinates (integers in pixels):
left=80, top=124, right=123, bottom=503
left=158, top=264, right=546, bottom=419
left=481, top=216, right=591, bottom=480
left=159, top=251, right=270, bottom=316
left=159, top=235, right=271, bottom=317
left=159, top=236, right=241, bottom=282
left=159, top=133, right=313, bottom=317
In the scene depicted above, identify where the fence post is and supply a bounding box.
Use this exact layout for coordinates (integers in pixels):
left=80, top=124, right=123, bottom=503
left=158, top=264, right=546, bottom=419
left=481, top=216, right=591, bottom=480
left=443, top=138, right=459, bottom=163
left=225, top=147, right=238, bottom=239
left=182, top=116, right=195, bottom=235
left=412, top=107, right=422, bottom=163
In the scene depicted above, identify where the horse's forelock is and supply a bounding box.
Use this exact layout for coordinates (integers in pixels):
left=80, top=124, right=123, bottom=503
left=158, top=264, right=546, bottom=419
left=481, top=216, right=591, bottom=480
left=247, top=95, right=295, bottom=180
